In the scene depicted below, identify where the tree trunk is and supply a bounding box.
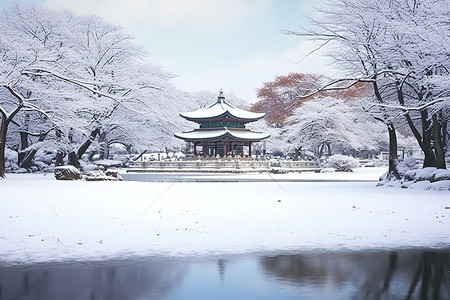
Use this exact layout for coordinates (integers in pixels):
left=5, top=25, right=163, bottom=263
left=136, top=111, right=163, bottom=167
left=432, top=114, right=446, bottom=169
left=0, top=117, right=8, bottom=178
left=387, top=122, right=401, bottom=179
left=294, top=147, right=301, bottom=160
left=55, top=127, right=65, bottom=167
left=132, top=150, right=147, bottom=162
left=373, top=80, right=400, bottom=179
left=18, top=131, right=29, bottom=164
left=441, top=120, right=450, bottom=153
left=55, top=150, right=65, bottom=166
left=68, top=151, right=80, bottom=169
left=404, top=112, right=436, bottom=167
left=421, top=110, right=437, bottom=168
left=20, top=131, right=49, bottom=169
left=88, top=151, right=96, bottom=161
left=98, top=132, right=107, bottom=160
left=326, top=142, right=331, bottom=156
left=318, top=143, right=324, bottom=158
left=20, top=149, right=36, bottom=169
left=77, top=128, right=100, bottom=159
left=318, top=142, right=331, bottom=158
left=0, top=87, right=36, bottom=177
left=442, top=120, right=448, bottom=154
left=105, top=144, right=110, bottom=159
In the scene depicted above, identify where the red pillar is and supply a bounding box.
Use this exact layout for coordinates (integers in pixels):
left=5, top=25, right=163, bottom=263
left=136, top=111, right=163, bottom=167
left=202, top=142, right=206, bottom=156
left=223, top=140, right=227, bottom=157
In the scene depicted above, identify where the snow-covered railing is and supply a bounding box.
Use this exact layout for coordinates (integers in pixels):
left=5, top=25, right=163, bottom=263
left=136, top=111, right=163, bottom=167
left=129, top=159, right=271, bottom=171
left=279, top=160, right=319, bottom=169
left=128, top=159, right=320, bottom=172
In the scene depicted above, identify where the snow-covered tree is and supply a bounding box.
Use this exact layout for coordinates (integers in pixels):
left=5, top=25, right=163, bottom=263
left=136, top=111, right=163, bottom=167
left=0, top=3, right=212, bottom=176
left=288, top=0, right=450, bottom=178
left=0, top=4, right=68, bottom=177
left=251, top=72, right=376, bottom=158
left=282, top=96, right=384, bottom=158
left=252, top=73, right=322, bottom=127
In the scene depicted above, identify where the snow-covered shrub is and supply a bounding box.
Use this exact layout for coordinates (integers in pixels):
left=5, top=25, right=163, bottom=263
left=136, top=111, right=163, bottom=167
left=404, top=167, right=436, bottom=182
left=403, top=168, right=450, bottom=183
left=386, top=167, right=450, bottom=190
left=399, top=157, right=420, bottom=170
left=322, top=154, right=360, bottom=172
left=432, top=169, right=450, bottom=182
left=34, top=149, right=54, bottom=165
left=5, top=148, right=17, bottom=162
left=82, top=164, right=99, bottom=172
left=4, top=148, right=18, bottom=172
left=84, top=170, right=122, bottom=181
left=426, top=180, right=450, bottom=191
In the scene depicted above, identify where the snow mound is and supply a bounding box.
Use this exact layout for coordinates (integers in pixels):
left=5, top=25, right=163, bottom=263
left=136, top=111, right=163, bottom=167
left=378, top=167, right=450, bottom=191
left=322, top=154, right=360, bottom=172
left=54, top=166, right=82, bottom=180
left=84, top=170, right=122, bottom=181
left=93, top=159, right=123, bottom=168
left=385, top=167, right=450, bottom=190
left=425, top=180, right=450, bottom=191
left=404, top=168, right=450, bottom=183
left=82, top=164, right=99, bottom=172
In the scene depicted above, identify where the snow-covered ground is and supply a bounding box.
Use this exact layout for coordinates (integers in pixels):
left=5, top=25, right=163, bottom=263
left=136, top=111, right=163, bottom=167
left=1, top=167, right=449, bottom=266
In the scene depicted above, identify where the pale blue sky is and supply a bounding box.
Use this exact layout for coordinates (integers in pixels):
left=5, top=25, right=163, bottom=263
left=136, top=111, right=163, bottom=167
left=1, top=0, right=333, bottom=103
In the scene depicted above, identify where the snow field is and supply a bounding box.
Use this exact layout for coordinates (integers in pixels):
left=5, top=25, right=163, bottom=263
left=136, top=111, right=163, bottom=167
left=0, top=172, right=449, bottom=265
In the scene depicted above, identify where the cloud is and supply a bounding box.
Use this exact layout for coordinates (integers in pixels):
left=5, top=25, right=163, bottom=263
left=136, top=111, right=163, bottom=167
left=44, top=0, right=269, bottom=31
left=275, top=39, right=338, bottom=76
left=173, top=39, right=339, bottom=103
left=41, top=0, right=336, bottom=104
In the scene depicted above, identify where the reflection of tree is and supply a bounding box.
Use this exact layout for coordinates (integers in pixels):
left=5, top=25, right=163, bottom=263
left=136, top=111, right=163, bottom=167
left=218, top=259, right=226, bottom=282
left=405, top=252, right=450, bottom=300
left=260, top=250, right=450, bottom=300
left=382, top=252, right=398, bottom=293
left=0, top=260, right=189, bottom=300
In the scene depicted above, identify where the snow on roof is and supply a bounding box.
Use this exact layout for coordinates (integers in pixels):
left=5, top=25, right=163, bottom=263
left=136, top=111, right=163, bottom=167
left=174, top=128, right=270, bottom=141
left=180, top=91, right=265, bottom=122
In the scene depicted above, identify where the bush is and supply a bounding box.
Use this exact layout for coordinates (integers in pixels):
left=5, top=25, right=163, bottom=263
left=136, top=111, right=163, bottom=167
left=323, top=154, right=360, bottom=172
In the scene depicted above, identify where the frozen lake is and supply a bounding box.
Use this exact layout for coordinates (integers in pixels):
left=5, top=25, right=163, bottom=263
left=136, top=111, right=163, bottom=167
left=1, top=248, right=449, bottom=300
left=1, top=169, right=449, bottom=299
left=120, top=167, right=385, bottom=182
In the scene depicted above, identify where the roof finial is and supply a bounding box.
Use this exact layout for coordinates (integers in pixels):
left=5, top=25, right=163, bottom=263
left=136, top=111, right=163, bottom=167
left=218, top=88, right=225, bottom=103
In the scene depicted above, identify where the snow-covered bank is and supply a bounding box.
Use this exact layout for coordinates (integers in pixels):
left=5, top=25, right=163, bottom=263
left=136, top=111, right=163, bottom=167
left=1, top=168, right=449, bottom=265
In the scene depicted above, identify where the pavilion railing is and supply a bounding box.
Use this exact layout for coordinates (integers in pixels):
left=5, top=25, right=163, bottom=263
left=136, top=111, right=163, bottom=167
left=128, top=159, right=319, bottom=172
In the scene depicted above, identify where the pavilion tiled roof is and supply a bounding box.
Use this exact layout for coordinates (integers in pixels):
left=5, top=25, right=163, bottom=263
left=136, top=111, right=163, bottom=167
left=174, top=127, right=270, bottom=142
left=179, top=91, right=265, bottom=122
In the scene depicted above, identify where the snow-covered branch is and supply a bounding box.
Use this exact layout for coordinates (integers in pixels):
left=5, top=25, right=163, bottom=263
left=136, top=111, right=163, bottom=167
left=22, top=68, right=146, bottom=115
left=368, top=98, right=445, bottom=113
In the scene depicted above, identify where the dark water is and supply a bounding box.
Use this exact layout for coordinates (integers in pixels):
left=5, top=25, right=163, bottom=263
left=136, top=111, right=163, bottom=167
left=1, top=249, right=449, bottom=300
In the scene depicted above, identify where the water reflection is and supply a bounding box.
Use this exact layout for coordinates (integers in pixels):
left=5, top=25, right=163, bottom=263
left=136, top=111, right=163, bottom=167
left=0, top=249, right=449, bottom=300
left=0, top=260, right=188, bottom=299
left=260, top=250, right=450, bottom=300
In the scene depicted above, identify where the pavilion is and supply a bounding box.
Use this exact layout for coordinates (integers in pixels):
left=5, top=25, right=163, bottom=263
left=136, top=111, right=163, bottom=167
left=174, top=90, right=270, bottom=157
